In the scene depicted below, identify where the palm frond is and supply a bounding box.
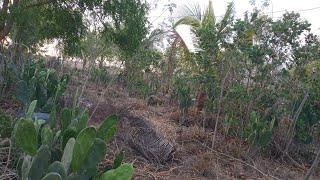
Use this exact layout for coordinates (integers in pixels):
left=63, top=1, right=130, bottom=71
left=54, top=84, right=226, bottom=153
left=174, top=16, right=200, bottom=28
left=218, top=2, right=234, bottom=33
left=179, top=1, right=202, bottom=22
left=141, top=28, right=166, bottom=48
left=201, top=0, right=216, bottom=29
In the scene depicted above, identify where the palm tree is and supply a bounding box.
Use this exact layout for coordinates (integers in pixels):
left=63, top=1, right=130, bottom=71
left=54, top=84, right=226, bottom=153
left=171, top=0, right=234, bottom=111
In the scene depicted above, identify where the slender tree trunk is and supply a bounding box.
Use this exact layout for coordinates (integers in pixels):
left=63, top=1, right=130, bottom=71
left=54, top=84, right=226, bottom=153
left=305, top=148, right=320, bottom=180
left=212, top=62, right=231, bottom=148
left=0, top=0, right=19, bottom=41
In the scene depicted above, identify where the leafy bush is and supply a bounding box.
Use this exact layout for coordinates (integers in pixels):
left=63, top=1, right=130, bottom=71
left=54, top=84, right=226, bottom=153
left=90, top=67, right=112, bottom=85
left=12, top=100, right=134, bottom=180
left=244, top=111, right=275, bottom=148
left=0, top=110, right=14, bottom=138
left=15, top=59, right=69, bottom=112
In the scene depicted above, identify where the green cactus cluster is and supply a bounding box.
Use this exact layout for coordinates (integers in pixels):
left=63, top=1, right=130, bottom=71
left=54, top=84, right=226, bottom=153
left=15, top=59, right=70, bottom=112
left=13, top=100, right=134, bottom=180
left=244, top=111, right=275, bottom=148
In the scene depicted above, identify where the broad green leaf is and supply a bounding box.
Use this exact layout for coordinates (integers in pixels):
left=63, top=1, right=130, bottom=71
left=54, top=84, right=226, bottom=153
left=54, top=130, right=61, bottom=144
left=21, top=156, right=32, bottom=180
left=97, top=114, right=117, bottom=141
left=71, top=127, right=97, bottom=172
left=27, top=100, right=38, bottom=119
left=258, top=130, right=272, bottom=147
left=61, top=108, right=71, bottom=133
left=77, top=110, right=89, bottom=134
left=49, top=108, right=57, bottom=128
left=62, top=127, right=77, bottom=149
left=79, top=138, right=106, bottom=180
left=47, top=161, right=67, bottom=180
left=61, top=138, right=76, bottom=173
left=41, top=125, right=53, bottom=146
left=14, top=119, right=38, bottom=156
left=16, top=80, right=31, bottom=105
left=28, top=145, right=51, bottom=180
left=99, top=163, right=134, bottom=180
left=41, top=172, right=62, bottom=180
left=113, top=151, right=124, bottom=169
left=104, top=125, right=117, bottom=143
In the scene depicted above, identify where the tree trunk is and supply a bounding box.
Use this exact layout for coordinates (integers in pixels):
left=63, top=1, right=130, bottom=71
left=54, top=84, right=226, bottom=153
left=0, top=0, right=20, bottom=41
left=305, top=148, right=320, bottom=180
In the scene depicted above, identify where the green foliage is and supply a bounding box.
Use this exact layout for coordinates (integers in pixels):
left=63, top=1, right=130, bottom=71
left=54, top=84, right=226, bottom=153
left=28, top=145, right=51, bottom=180
left=90, top=68, right=112, bottom=85
left=223, top=112, right=240, bottom=136
left=47, top=161, right=67, bottom=180
left=244, top=111, right=274, bottom=148
left=14, top=118, right=38, bottom=156
left=99, top=163, right=134, bottom=180
left=113, top=151, right=124, bottom=169
left=0, top=57, right=18, bottom=95
left=61, top=108, right=72, bottom=134
left=61, top=138, right=76, bottom=173
left=97, top=114, right=118, bottom=141
left=0, top=110, right=14, bottom=138
left=103, top=0, right=150, bottom=56
left=71, top=127, right=97, bottom=172
left=12, top=100, right=129, bottom=180
left=173, top=77, right=193, bottom=111
left=41, top=125, right=53, bottom=146
left=79, top=138, right=106, bottom=179
left=15, top=59, right=69, bottom=112
left=41, top=172, right=62, bottom=180
left=127, top=77, right=151, bottom=98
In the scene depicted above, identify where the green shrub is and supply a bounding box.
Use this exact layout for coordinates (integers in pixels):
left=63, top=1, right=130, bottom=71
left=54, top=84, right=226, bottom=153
left=90, top=67, right=112, bottom=85
left=244, top=111, right=275, bottom=148
left=0, top=110, right=14, bottom=138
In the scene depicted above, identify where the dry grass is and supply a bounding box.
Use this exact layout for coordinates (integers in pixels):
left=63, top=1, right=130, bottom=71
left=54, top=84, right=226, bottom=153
left=73, top=80, right=318, bottom=180
left=0, top=75, right=319, bottom=180
left=0, top=138, right=17, bottom=180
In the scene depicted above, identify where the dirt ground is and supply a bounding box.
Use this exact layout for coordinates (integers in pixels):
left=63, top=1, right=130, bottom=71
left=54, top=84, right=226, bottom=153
left=1, top=75, right=319, bottom=180
left=72, top=79, right=319, bottom=180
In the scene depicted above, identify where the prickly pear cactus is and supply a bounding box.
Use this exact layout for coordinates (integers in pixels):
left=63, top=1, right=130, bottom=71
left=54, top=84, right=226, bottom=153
left=41, top=125, right=53, bottom=146
left=67, top=173, right=79, bottom=180
left=71, top=127, right=96, bottom=172
left=26, top=100, right=38, bottom=119
left=28, top=145, right=51, bottom=180
left=14, top=119, right=38, bottom=156
left=61, top=138, right=75, bottom=173
left=77, top=110, right=89, bottom=134
left=61, top=108, right=71, bottom=133
left=47, top=161, right=67, bottom=180
left=49, top=108, right=56, bottom=128
left=79, top=138, right=106, bottom=180
left=99, top=163, right=134, bottom=180
left=97, top=114, right=117, bottom=142
left=41, top=172, right=62, bottom=180
left=62, top=127, right=77, bottom=149
left=21, top=156, right=32, bottom=180
left=113, top=151, right=124, bottom=169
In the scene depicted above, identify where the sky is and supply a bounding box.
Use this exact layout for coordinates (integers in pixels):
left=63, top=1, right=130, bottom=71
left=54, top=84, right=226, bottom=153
left=43, top=0, right=320, bottom=56
left=147, top=0, right=320, bottom=50
left=149, top=0, right=320, bottom=31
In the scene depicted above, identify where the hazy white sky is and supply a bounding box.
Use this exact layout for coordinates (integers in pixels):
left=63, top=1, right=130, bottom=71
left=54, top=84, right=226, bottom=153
left=149, top=0, right=320, bottom=32
left=147, top=0, right=320, bottom=51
